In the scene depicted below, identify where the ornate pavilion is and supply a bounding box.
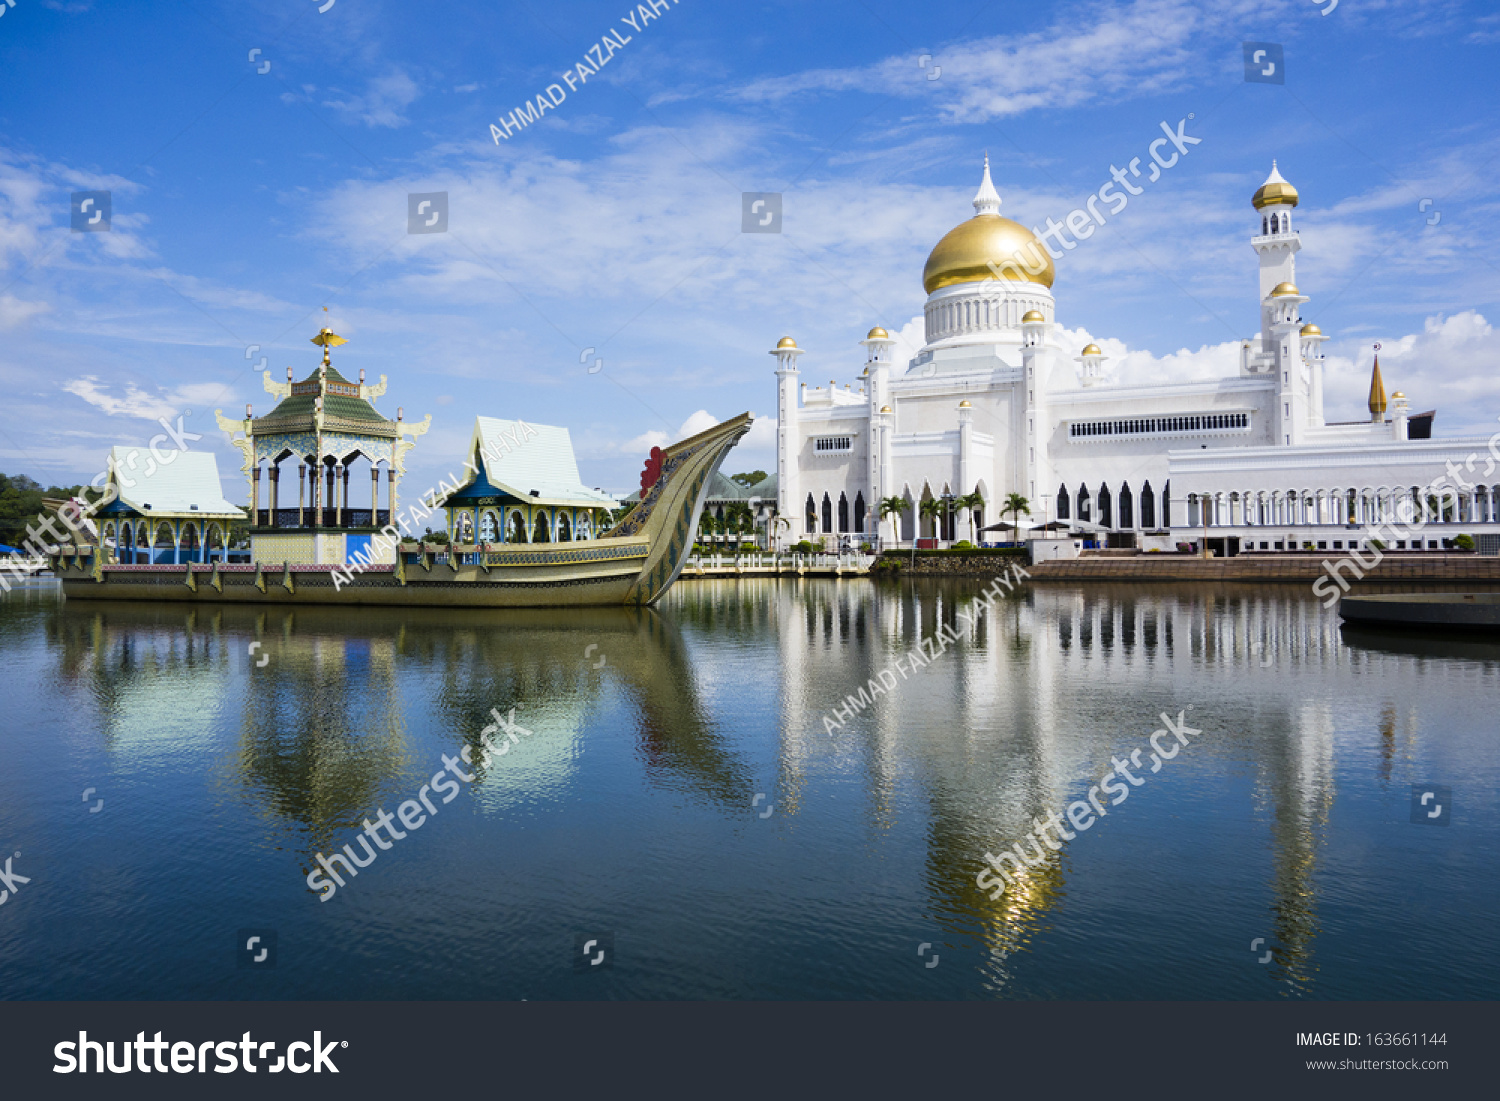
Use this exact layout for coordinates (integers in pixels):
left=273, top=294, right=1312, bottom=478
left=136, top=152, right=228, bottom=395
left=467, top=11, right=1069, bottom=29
left=216, top=328, right=431, bottom=566
left=91, top=448, right=245, bottom=563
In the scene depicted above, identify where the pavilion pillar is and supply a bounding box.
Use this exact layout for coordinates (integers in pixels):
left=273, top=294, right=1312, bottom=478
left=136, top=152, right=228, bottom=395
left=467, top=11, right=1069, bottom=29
left=388, top=468, right=398, bottom=527
left=251, top=466, right=261, bottom=525
left=297, top=464, right=306, bottom=527
left=324, top=464, right=335, bottom=529
left=372, top=466, right=380, bottom=519
left=268, top=466, right=280, bottom=528
left=339, top=464, right=349, bottom=527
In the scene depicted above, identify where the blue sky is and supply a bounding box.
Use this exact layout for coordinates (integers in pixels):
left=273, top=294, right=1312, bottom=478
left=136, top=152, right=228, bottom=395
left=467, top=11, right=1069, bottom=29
left=1, top=0, right=1498, bottom=498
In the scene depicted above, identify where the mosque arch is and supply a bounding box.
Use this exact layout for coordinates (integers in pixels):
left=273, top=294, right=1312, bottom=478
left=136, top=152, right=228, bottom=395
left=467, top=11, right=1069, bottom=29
left=805, top=494, right=817, bottom=534
left=821, top=493, right=833, bottom=534
left=1098, top=483, right=1113, bottom=528
left=1076, top=484, right=1091, bottom=523
left=1140, top=481, right=1156, bottom=529
left=1057, top=483, right=1070, bottom=521
left=1118, top=482, right=1134, bottom=529
left=838, top=492, right=849, bottom=533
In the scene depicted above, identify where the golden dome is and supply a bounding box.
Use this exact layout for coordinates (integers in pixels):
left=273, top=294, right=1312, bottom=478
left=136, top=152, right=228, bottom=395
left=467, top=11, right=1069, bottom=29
left=1252, top=162, right=1299, bottom=210
left=866, top=326, right=889, bottom=339
left=1300, top=322, right=1322, bottom=336
left=776, top=336, right=798, bottom=349
left=959, top=400, right=972, bottom=408
left=1081, top=343, right=1102, bottom=356
left=879, top=405, right=892, bottom=414
left=1392, top=391, right=1406, bottom=399
left=1021, top=309, right=1045, bottom=323
left=1270, top=282, right=1299, bottom=297
left=924, top=215, right=1054, bottom=292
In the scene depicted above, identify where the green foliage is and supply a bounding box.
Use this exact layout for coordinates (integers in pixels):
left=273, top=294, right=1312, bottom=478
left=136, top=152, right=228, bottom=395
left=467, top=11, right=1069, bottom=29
left=880, top=547, right=1025, bottom=559
left=730, top=471, right=768, bottom=487
left=1454, top=534, right=1475, bottom=551
left=791, top=540, right=816, bottom=554
left=0, top=472, right=87, bottom=547
left=952, top=539, right=976, bottom=551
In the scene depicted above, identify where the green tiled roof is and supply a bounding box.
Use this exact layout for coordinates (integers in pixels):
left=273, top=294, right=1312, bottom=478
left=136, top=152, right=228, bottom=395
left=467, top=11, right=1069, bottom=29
left=253, top=365, right=398, bottom=437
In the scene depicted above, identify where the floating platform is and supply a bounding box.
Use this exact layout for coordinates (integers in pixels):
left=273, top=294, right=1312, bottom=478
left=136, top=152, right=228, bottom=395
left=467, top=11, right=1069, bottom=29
left=1338, top=592, right=1500, bottom=630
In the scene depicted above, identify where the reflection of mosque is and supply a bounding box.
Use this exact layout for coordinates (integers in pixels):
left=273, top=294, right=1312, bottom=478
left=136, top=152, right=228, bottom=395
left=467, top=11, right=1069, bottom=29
left=682, top=580, right=1360, bottom=991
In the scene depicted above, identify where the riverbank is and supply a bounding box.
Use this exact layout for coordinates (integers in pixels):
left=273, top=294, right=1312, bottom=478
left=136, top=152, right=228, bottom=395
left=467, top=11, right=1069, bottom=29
left=1024, top=552, right=1500, bottom=583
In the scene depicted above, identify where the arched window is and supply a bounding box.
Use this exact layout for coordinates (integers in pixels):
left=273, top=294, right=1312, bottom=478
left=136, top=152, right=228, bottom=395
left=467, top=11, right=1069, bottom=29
left=1270, top=213, right=1280, bottom=233
left=1162, top=481, right=1171, bottom=527
left=805, top=494, right=817, bottom=533
left=556, top=514, right=572, bottom=542
left=1262, top=216, right=1268, bottom=235
left=853, top=492, right=866, bottom=533
left=838, top=492, right=849, bottom=533
left=1119, top=483, right=1134, bottom=529
left=1098, top=483, right=1113, bottom=528
left=1057, top=484, right=1070, bottom=520
left=821, top=493, right=833, bottom=533
left=1077, top=485, right=1091, bottom=522
left=532, top=512, right=551, bottom=542
left=1141, top=481, right=1156, bottom=529
left=479, top=510, right=499, bottom=542
left=509, top=510, right=528, bottom=543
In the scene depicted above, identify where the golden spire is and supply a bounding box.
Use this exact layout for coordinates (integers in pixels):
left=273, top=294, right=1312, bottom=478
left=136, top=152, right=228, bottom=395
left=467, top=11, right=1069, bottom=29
left=1368, top=346, right=1387, bottom=421
left=311, top=325, right=348, bottom=371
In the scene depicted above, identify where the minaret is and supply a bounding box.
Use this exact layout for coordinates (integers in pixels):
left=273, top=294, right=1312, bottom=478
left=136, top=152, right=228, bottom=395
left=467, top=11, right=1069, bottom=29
left=1300, top=323, right=1328, bottom=427
left=861, top=327, right=896, bottom=541
left=1076, top=343, right=1105, bottom=387
left=1268, top=282, right=1309, bottom=445
left=1252, top=162, right=1301, bottom=362
left=1391, top=390, right=1410, bottom=441
left=772, top=336, right=804, bottom=547
left=1368, top=352, right=1387, bottom=424
left=1021, top=309, right=1049, bottom=506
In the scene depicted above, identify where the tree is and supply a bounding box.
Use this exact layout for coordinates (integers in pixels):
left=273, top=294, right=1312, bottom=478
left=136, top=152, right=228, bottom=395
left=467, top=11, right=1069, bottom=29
left=730, top=471, right=768, bottom=488
left=918, top=497, right=944, bottom=543
left=725, top=502, right=753, bottom=547
left=878, top=496, right=908, bottom=547
left=769, top=513, right=790, bottom=552
left=956, top=491, right=986, bottom=543
left=1001, top=492, right=1031, bottom=545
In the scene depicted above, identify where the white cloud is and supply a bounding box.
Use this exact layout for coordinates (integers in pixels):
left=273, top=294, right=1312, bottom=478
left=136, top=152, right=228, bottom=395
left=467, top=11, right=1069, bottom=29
left=60, top=376, right=235, bottom=422
left=321, top=71, right=422, bottom=128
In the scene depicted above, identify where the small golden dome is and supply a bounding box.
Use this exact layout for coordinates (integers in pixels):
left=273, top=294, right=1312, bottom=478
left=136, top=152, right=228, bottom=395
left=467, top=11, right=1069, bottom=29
left=866, top=326, right=889, bottom=339
left=776, top=336, right=798, bottom=349
left=1252, top=162, right=1299, bottom=210
left=1081, top=343, right=1102, bottom=356
left=1300, top=323, right=1322, bottom=336
left=1021, top=309, right=1045, bottom=323
left=879, top=405, right=892, bottom=414
left=1270, top=282, right=1299, bottom=297
left=1392, top=391, right=1406, bottom=399
left=959, top=400, right=972, bottom=408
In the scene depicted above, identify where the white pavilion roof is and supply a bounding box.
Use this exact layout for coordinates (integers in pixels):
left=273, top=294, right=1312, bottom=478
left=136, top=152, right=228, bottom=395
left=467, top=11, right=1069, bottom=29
left=103, top=447, right=246, bottom=519
left=468, top=417, right=616, bottom=508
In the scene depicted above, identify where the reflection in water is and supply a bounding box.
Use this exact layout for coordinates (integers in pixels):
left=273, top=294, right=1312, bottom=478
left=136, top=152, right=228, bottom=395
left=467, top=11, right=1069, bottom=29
left=8, top=577, right=1498, bottom=999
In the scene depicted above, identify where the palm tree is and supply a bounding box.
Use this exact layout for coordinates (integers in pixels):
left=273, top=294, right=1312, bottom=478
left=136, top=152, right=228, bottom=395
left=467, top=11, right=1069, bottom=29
left=1001, top=492, right=1031, bottom=546
left=956, top=490, right=985, bottom=543
left=769, top=513, right=790, bottom=553
left=725, top=502, right=753, bottom=550
left=878, top=496, right=908, bottom=548
left=919, top=497, right=944, bottom=545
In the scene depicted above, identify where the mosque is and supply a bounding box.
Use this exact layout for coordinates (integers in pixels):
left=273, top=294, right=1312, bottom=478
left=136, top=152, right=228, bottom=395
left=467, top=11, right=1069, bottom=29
left=773, top=159, right=1499, bottom=556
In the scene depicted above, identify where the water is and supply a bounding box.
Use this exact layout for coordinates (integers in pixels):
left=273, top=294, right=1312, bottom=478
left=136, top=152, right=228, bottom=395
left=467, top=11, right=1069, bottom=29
left=0, top=576, right=1496, bottom=1000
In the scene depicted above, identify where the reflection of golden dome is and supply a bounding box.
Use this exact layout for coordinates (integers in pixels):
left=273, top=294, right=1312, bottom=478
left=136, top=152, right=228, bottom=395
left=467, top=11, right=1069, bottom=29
left=1252, top=161, right=1299, bottom=209
left=1270, top=282, right=1299, bottom=297
left=1300, top=323, right=1321, bottom=336
left=776, top=336, right=798, bottom=349
left=1081, top=343, right=1102, bottom=356
left=1021, top=309, right=1045, bottom=323
left=924, top=215, right=1054, bottom=292
left=866, top=326, right=889, bottom=339
left=879, top=405, right=892, bottom=414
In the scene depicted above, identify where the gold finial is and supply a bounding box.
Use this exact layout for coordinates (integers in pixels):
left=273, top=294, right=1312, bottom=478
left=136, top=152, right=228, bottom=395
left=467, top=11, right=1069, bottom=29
left=1368, top=345, right=1387, bottom=419
left=311, top=326, right=347, bottom=371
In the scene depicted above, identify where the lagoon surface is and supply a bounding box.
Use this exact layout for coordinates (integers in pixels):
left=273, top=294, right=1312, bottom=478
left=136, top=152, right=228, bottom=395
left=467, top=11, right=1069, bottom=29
left=1, top=576, right=1497, bottom=1000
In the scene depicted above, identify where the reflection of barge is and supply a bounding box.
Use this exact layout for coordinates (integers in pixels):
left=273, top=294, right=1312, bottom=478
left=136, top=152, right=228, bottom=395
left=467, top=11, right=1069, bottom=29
left=54, top=415, right=752, bottom=609
left=1338, top=592, right=1500, bottom=631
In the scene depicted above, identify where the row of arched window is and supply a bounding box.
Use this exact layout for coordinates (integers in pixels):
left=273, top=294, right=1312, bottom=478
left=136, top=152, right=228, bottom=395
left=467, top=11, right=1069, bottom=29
left=1057, top=481, right=1170, bottom=530
left=804, top=491, right=867, bottom=534
left=1261, top=212, right=1291, bottom=235
left=451, top=508, right=589, bottom=544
